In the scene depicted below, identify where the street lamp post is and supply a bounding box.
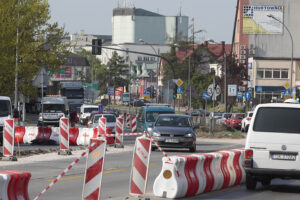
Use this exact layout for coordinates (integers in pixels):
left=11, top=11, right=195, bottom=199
left=267, top=14, right=294, bottom=91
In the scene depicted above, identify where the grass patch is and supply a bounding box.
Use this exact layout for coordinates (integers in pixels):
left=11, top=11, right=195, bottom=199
left=196, top=125, right=245, bottom=139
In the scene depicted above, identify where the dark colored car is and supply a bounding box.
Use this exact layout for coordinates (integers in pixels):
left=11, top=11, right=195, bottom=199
left=150, top=114, right=197, bottom=152
left=189, top=109, right=210, bottom=117
left=131, top=99, right=151, bottom=107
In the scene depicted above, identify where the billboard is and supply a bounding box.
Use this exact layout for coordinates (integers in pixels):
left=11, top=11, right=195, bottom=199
left=243, top=6, right=284, bottom=34
left=55, top=66, right=72, bottom=78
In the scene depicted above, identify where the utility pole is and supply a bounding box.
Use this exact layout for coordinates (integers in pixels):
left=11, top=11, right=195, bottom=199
left=14, top=3, right=20, bottom=109
left=224, top=52, right=227, bottom=112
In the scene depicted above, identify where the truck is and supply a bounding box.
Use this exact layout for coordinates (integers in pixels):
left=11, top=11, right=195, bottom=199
left=60, top=82, right=84, bottom=110
left=0, top=96, right=12, bottom=144
left=38, top=96, right=69, bottom=127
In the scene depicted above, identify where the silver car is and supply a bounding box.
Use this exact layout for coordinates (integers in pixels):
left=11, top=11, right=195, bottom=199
left=150, top=114, right=197, bottom=152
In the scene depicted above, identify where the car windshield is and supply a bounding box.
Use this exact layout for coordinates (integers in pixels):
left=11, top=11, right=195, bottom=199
left=224, top=113, right=232, bottom=118
left=234, top=114, right=245, bottom=119
left=253, top=107, right=300, bottom=133
left=146, top=111, right=174, bottom=122
left=84, top=107, right=98, bottom=113
left=155, top=116, right=191, bottom=127
left=43, top=104, right=65, bottom=113
left=0, top=100, right=11, bottom=117
left=64, top=90, right=84, bottom=99
left=93, top=115, right=116, bottom=123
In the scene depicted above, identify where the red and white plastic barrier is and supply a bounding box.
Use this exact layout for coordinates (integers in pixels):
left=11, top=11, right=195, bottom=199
left=3, top=120, right=14, bottom=157
left=153, top=149, right=245, bottom=198
left=82, top=138, right=107, bottom=200
left=98, top=117, right=106, bottom=137
left=59, top=118, right=69, bottom=151
left=129, top=135, right=152, bottom=196
left=131, top=115, right=137, bottom=133
left=115, top=117, right=124, bottom=146
left=0, top=170, right=31, bottom=200
left=126, top=113, right=130, bottom=129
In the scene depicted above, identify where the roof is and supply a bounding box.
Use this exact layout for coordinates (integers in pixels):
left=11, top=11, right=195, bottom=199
left=65, top=53, right=90, bottom=66
left=42, top=97, right=66, bottom=104
left=113, top=8, right=163, bottom=17
left=0, top=96, right=11, bottom=101
left=143, top=106, right=174, bottom=112
left=159, top=114, right=190, bottom=117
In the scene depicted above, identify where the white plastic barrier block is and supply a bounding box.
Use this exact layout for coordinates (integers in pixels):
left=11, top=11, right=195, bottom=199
left=76, top=128, right=94, bottom=146
left=23, top=126, right=38, bottom=144
left=50, top=127, right=60, bottom=144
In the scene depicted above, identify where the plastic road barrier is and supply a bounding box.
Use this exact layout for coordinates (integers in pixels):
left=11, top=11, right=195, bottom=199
left=0, top=170, right=31, bottom=200
left=131, top=115, right=137, bottom=133
left=129, top=135, right=152, bottom=196
left=153, top=149, right=245, bottom=198
left=59, top=118, right=69, bottom=151
left=82, top=138, right=107, bottom=200
left=3, top=120, right=14, bottom=158
left=115, top=117, right=124, bottom=146
left=14, top=126, right=25, bottom=144
left=98, top=117, right=106, bottom=137
left=126, top=113, right=130, bottom=129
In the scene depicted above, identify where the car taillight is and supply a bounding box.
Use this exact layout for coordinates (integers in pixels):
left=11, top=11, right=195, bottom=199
left=244, top=149, right=253, bottom=168
left=246, top=117, right=251, bottom=121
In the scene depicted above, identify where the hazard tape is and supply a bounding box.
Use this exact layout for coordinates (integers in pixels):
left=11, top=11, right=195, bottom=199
left=33, top=143, right=96, bottom=200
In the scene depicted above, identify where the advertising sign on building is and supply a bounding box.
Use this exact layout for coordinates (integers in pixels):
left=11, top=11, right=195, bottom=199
left=243, top=6, right=283, bottom=34
left=55, top=66, right=72, bottom=78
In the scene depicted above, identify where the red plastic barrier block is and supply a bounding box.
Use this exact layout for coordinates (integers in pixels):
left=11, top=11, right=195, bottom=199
left=220, top=152, right=230, bottom=189
left=36, top=127, right=52, bottom=140
left=93, top=128, right=98, bottom=138
left=9, top=170, right=31, bottom=200
left=69, top=127, right=79, bottom=145
left=203, top=154, right=214, bottom=193
left=14, top=126, right=25, bottom=144
left=106, top=128, right=115, bottom=145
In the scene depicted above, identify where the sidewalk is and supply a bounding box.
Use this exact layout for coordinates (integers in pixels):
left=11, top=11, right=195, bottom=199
left=196, top=137, right=246, bottom=145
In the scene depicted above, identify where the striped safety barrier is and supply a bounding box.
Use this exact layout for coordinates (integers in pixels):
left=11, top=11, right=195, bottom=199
left=115, top=117, right=124, bottom=147
left=82, top=138, right=107, bottom=200
left=131, top=115, right=137, bottom=133
left=129, top=135, right=151, bottom=196
left=3, top=119, right=16, bottom=160
left=153, top=149, right=245, bottom=198
left=126, top=113, right=130, bottom=129
left=98, top=117, right=106, bottom=137
left=0, top=170, right=31, bottom=200
left=59, top=118, right=69, bottom=151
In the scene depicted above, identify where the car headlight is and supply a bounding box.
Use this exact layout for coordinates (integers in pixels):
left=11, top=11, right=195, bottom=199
left=185, top=133, right=194, bottom=137
left=39, top=113, right=43, bottom=121
left=152, top=131, right=160, bottom=137
left=147, top=127, right=153, bottom=132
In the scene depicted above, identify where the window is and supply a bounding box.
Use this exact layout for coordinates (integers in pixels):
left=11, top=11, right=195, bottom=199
left=265, top=69, right=272, bottom=78
left=273, top=69, right=280, bottom=78
left=257, top=69, right=264, bottom=78
left=137, top=56, right=143, bottom=61
left=253, top=107, right=300, bottom=133
left=281, top=69, right=288, bottom=78
left=256, top=68, right=288, bottom=79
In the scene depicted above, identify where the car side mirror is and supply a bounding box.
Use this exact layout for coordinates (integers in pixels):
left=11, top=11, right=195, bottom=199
left=193, top=125, right=199, bottom=129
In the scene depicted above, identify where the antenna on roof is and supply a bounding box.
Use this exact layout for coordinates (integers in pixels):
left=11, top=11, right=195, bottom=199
left=179, top=1, right=182, bottom=16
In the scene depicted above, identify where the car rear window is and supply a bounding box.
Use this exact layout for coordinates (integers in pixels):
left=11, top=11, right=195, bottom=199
left=253, top=107, right=300, bottom=133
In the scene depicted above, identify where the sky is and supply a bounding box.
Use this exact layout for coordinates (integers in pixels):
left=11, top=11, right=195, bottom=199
left=48, top=0, right=237, bottom=43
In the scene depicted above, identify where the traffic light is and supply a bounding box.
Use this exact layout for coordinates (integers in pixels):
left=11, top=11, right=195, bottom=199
left=150, top=85, right=155, bottom=98
left=173, top=85, right=178, bottom=99
left=92, top=39, right=102, bottom=55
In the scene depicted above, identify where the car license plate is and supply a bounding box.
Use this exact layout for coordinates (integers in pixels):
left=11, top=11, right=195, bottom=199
left=271, top=153, right=296, bottom=161
left=165, top=138, right=179, bottom=143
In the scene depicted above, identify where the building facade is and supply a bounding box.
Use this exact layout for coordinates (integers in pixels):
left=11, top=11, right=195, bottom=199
left=112, top=8, right=189, bottom=44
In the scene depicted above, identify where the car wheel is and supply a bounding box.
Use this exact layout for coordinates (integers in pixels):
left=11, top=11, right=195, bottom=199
left=261, top=178, right=271, bottom=186
left=246, top=174, right=257, bottom=190
left=245, top=125, right=249, bottom=133
left=189, top=144, right=196, bottom=152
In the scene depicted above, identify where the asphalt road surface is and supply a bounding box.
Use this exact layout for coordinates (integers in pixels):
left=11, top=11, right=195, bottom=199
left=1, top=138, right=244, bottom=200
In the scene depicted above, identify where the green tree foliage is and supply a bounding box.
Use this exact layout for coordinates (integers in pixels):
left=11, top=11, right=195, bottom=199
left=0, top=0, right=69, bottom=99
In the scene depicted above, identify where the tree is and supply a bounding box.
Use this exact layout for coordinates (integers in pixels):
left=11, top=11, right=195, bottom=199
left=0, top=0, right=69, bottom=100
left=106, top=51, right=129, bottom=104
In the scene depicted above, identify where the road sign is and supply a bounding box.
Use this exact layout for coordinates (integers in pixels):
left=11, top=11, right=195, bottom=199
left=144, top=88, right=150, bottom=96
left=176, top=94, right=182, bottom=99
left=284, top=83, right=290, bottom=89
left=284, top=89, right=291, bottom=97
left=177, top=87, right=183, bottom=94
left=245, top=92, right=251, bottom=100
left=202, top=91, right=211, bottom=100
left=176, top=79, right=183, bottom=86
left=228, top=85, right=237, bottom=96
left=107, top=88, right=114, bottom=95
left=207, top=84, right=221, bottom=97
left=237, top=92, right=243, bottom=99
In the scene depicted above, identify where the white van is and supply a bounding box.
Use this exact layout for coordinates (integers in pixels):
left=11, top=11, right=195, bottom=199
left=244, top=102, right=300, bottom=190
left=38, top=96, right=69, bottom=127
left=79, top=104, right=99, bottom=125
left=0, top=96, right=12, bottom=144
